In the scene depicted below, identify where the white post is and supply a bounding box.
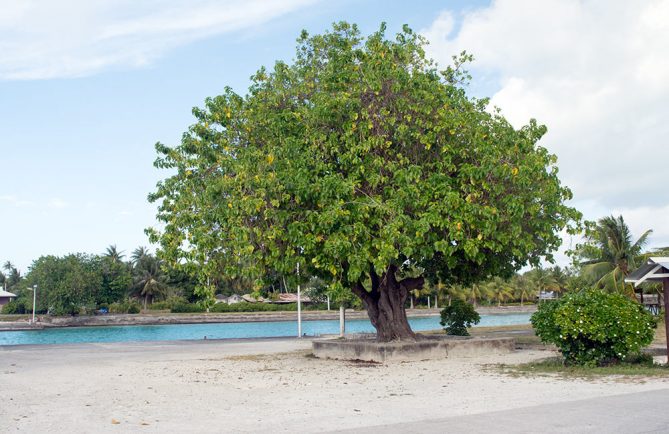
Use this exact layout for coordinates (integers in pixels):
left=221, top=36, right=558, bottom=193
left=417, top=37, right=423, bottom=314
left=326, top=295, right=330, bottom=311
left=427, top=296, right=431, bottom=310
left=435, top=295, right=438, bottom=310
left=297, top=262, right=302, bottom=338
left=339, top=304, right=345, bottom=337
left=31, top=285, right=37, bottom=325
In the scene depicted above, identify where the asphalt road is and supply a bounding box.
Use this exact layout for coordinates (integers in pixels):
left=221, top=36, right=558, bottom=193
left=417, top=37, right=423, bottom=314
left=332, top=389, right=669, bottom=434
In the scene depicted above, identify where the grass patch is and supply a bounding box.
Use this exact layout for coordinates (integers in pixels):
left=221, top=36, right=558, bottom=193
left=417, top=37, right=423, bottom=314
left=0, top=314, right=30, bottom=322
left=497, top=355, right=669, bottom=379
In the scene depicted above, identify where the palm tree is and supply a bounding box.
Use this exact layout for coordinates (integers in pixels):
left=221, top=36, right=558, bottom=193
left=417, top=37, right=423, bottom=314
left=132, top=254, right=168, bottom=309
left=2, top=263, right=22, bottom=292
left=432, top=280, right=447, bottom=309
left=465, top=282, right=489, bottom=307
left=527, top=268, right=558, bottom=298
left=578, top=215, right=651, bottom=295
left=485, top=277, right=514, bottom=307
left=409, top=285, right=433, bottom=309
left=104, top=245, right=125, bottom=264
left=443, top=283, right=466, bottom=306
left=131, top=246, right=149, bottom=265
left=0, top=270, right=5, bottom=291
left=512, top=275, right=533, bottom=306
left=549, top=266, right=570, bottom=296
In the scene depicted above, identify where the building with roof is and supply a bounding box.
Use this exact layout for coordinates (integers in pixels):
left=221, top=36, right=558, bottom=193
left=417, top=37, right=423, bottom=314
left=0, top=289, right=17, bottom=306
left=625, top=257, right=669, bottom=363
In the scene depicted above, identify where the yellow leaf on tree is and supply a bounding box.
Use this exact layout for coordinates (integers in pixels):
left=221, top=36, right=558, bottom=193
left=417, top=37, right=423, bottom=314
left=512, top=167, right=519, bottom=176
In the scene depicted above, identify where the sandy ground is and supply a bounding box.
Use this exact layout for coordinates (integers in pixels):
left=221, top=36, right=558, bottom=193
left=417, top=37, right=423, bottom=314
left=1, top=338, right=668, bottom=433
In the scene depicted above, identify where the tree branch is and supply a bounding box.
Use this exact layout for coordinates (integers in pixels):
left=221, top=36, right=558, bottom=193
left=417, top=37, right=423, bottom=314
left=369, top=264, right=380, bottom=295
left=351, top=280, right=376, bottom=305
left=399, top=276, right=424, bottom=292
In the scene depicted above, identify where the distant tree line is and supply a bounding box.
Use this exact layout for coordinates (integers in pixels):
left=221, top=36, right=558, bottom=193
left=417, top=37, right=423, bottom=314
left=1, top=215, right=664, bottom=316
left=1, top=246, right=197, bottom=315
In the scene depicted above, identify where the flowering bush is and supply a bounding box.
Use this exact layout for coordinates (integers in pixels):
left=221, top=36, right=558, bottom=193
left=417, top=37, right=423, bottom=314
left=531, top=289, right=656, bottom=366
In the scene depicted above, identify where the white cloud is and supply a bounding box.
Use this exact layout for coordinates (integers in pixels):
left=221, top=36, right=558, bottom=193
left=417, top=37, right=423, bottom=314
left=0, top=194, right=35, bottom=207
left=48, top=198, right=68, bottom=209
left=0, top=0, right=316, bottom=80
left=422, top=0, right=669, bottom=254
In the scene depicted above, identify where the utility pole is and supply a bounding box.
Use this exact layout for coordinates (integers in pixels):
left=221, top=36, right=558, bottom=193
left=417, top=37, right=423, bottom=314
left=297, top=262, right=302, bottom=338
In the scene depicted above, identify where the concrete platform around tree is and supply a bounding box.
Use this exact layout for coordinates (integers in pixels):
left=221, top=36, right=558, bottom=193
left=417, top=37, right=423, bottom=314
left=312, top=335, right=515, bottom=362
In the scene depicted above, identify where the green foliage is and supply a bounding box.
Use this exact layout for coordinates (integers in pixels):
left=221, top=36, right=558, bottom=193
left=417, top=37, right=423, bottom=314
left=25, top=254, right=101, bottom=315
left=209, top=302, right=298, bottom=313
left=573, top=215, right=651, bottom=294
left=148, top=23, right=579, bottom=328
left=97, top=256, right=133, bottom=306
left=108, top=300, right=142, bottom=314
left=531, top=289, right=656, bottom=366
left=132, top=253, right=169, bottom=308
left=439, top=299, right=480, bottom=336
left=169, top=301, right=207, bottom=313
left=2, top=300, right=26, bottom=314
left=147, top=296, right=188, bottom=311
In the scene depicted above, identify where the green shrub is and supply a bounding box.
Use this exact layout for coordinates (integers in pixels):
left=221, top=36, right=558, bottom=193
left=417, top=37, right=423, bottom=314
left=439, top=299, right=480, bottom=336
left=170, top=301, right=207, bottom=313
left=109, top=300, right=142, bottom=314
left=531, top=289, right=656, bottom=366
left=2, top=300, right=26, bottom=314
left=209, top=302, right=297, bottom=313
left=148, top=301, right=170, bottom=310
left=149, top=296, right=188, bottom=311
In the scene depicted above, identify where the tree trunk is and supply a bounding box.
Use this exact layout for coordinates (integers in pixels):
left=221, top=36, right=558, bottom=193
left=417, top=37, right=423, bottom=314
left=351, top=264, right=424, bottom=342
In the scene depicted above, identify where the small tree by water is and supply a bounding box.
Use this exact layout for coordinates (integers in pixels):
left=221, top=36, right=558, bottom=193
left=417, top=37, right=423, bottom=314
left=440, top=299, right=480, bottom=336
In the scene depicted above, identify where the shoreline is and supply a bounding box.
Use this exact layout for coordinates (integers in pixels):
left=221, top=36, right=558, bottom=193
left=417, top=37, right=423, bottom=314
left=0, top=304, right=537, bottom=331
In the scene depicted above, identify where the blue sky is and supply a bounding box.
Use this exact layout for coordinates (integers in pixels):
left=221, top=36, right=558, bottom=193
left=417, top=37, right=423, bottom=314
left=2, top=0, right=668, bottom=272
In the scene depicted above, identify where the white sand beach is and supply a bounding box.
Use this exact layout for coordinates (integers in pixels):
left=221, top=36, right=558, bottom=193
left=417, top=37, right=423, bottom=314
left=2, top=338, right=668, bottom=433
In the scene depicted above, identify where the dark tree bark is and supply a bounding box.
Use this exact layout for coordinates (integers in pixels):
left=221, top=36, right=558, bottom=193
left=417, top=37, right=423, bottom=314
left=351, top=264, right=424, bottom=342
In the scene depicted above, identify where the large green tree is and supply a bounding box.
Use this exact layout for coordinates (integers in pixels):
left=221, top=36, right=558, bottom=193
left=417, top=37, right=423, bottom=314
left=25, top=254, right=101, bottom=315
left=148, top=23, right=579, bottom=341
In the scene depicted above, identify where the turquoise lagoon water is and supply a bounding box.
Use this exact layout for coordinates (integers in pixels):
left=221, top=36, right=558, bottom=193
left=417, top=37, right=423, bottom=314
left=0, top=313, right=531, bottom=346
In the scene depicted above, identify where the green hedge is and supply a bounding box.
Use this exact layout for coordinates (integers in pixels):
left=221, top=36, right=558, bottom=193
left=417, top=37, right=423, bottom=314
left=209, top=302, right=298, bottom=313
left=109, top=300, right=142, bottom=314
left=169, top=301, right=333, bottom=313
left=170, top=302, right=207, bottom=313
